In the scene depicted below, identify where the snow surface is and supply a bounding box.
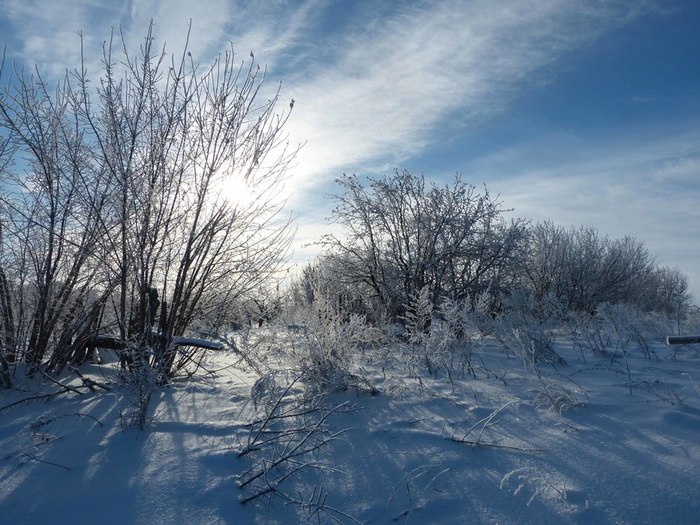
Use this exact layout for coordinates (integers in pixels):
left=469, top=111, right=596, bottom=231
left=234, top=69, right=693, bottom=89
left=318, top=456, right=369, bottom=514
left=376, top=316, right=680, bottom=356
left=1, top=331, right=699, bottom=524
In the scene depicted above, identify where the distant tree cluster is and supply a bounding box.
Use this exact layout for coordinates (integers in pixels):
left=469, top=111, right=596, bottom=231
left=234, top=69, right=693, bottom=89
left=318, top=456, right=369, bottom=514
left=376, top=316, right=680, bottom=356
left=523, top=221, right=690, bottom=315
left=0, top=22, right=295, bottom=385
left=291, top=170, right=692, bottom=326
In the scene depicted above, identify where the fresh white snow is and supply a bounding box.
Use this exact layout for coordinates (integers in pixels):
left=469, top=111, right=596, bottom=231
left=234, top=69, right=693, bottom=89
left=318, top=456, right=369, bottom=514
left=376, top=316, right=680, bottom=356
left=1, top=329, right=699, bottom=524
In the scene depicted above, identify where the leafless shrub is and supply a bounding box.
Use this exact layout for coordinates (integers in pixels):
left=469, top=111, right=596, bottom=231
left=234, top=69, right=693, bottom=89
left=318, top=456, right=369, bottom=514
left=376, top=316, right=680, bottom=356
left=321, top=170, right=527, bottom=322
left=522, top=221, right=664, bottom=315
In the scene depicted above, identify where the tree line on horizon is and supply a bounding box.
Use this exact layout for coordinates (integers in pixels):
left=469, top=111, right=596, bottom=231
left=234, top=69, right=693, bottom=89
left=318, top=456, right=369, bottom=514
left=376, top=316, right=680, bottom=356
left=291, top=170, right=692, bottom=328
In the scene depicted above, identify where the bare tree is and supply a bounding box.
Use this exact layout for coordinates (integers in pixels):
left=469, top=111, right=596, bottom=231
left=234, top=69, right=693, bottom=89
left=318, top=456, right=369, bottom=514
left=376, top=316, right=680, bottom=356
left=648, top=266, right=692, bottom=333
left=0, top=21, right=297, bottom=380
left=322, top=170, right=526, bottom=320
left=0, top=128, right=14, bottom=386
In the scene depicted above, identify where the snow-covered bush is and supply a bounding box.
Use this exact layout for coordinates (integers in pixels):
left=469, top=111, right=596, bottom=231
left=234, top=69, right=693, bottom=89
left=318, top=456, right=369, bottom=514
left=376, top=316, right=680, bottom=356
left=321, top=170, right=527, bottom=322
left=596, top=303, right=667, bottom=360
left=521, top=221, right=673, bottom=315
left=295, top=299, right=382, bottom=394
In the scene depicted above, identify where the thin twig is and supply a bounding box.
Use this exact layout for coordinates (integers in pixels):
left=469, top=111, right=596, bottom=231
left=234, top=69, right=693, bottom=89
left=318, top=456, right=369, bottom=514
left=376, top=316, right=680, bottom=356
left=38, top=368, right=83, bottom=395
left=69, top=366, right=112, bottom=391
left=22, top=452, right=72, bottom=471
left=0, top=389, right=71, bottom=413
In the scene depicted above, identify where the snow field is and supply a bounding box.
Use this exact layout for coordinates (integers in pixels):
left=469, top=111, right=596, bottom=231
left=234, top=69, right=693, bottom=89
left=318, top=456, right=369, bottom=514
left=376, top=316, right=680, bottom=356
left=1, top=326, right=699, bottom=524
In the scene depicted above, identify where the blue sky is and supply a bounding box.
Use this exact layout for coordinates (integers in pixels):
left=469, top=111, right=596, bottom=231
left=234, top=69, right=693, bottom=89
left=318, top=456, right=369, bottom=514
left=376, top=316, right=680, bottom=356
left=1, top=0, right=698, bottom=300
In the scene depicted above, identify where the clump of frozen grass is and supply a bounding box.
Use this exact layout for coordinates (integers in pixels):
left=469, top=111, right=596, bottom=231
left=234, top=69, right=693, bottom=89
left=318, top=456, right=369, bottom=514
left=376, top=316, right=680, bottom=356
left=571, top=303, right=668, bottom=361
left=500, top=467, right=575, bottom=511
left=451, top=401, right=516, bottom=448
left=493, top=292, right=566, bottom=366
left=597, top=303, right=657, bottom=360
left=401, top=287, right=484, bottom=384
left=435, top=296, right=484, bottom=380
left=568, top=311, right=611, bottom=358
left=532, top=380, right=581, bottom=414
left=485, top=292, right=587, bottom=413
left=529, top=358, right=585, bottom=414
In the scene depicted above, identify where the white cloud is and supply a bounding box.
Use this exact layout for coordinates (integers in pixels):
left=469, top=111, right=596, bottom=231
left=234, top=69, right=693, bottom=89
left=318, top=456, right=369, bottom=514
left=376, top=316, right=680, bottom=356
left=120, top=0, right=231, bottom=60
left=0, top=0, right=124, bottom=76
left=1, top=0, right=653, bottom=184
left=280, top=0, right=656, bottom=201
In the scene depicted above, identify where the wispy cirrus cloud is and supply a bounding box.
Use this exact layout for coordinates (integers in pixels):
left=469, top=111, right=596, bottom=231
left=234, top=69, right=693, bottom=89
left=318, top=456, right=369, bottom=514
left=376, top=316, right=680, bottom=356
left=119, top=0, right=231, bottom=60
left=0, top=0, right=122, bottom=75
left=280, top=0, right=658, bottom=195
left=0, top=0, right=655, bottom=189
left=0, top=0, right=232, bottom=77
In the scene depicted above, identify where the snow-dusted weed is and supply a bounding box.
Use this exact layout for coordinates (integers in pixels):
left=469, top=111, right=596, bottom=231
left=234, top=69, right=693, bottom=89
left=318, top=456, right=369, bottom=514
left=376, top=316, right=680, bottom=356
left=597, top=303, right=657, bottom=360
left=401, top=287, right=486, bottom=386
left=532, top=380, right=581, bottom=414
left=295, top=300, right=383, bottom=394
left=500, top=467, right=576, bottom=512
left=388, top=464, right=451, bottom=522
left=568, top=311, right=609, bottom=358
left=235, top=370, right=358, bottom=522
left=492, top=292, right=566, bottom=366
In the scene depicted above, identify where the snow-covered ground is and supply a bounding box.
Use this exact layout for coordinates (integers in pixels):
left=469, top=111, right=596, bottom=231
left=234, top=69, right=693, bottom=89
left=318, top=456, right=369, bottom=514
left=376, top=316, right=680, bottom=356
left=1, top=327, right=699, bottom=524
